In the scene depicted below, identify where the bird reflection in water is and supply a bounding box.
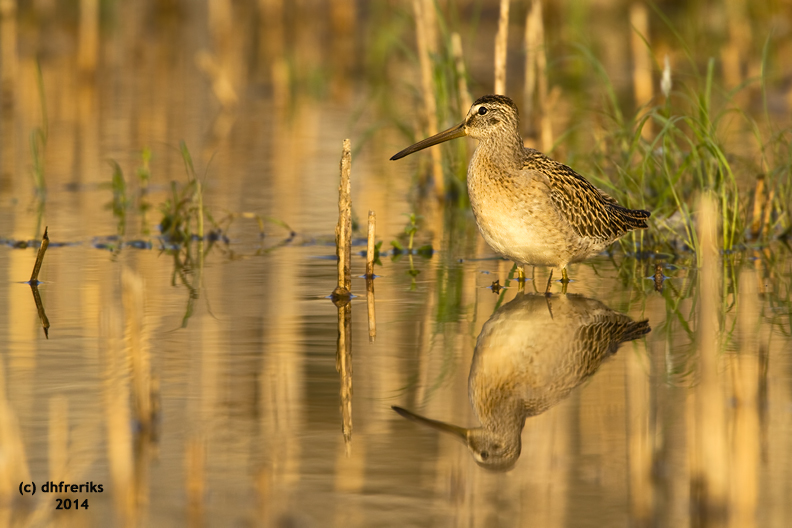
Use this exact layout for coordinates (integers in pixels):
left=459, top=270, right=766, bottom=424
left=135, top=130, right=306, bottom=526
left=393, top=292, right=650, bottom=471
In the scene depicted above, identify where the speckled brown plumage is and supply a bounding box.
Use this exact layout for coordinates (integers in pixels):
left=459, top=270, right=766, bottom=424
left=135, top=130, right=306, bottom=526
left=391, top=94, right=650, bottom=276
left=392, top=292, right=650, bottom=471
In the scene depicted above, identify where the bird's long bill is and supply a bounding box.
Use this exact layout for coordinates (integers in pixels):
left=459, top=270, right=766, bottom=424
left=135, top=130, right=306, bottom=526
left=390, top=121, right=467, bottom=161
left=391, top=406, right=468, bottom=443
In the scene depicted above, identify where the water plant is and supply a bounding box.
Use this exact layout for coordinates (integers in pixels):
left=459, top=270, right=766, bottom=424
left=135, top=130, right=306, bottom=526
left=105, top=161, right=129, bottom=237
left=29, top=61, right=48, bottom=235
left=137, top=147, right=152, bottom=235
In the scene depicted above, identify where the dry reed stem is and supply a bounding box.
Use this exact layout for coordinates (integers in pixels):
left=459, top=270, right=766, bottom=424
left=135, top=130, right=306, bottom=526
left=208, top=0, right=233, bottom=50
left=30, top=284, right=50, bottom=338
left=195, top=50, right=239, bottom=109
left=123, top=268, right=152, bottom=431
left=694, top=193, right=728, bottom=525
left=185, top=438, right=205, bottom=527
left=629, top=3, right=653, bottom=139
left=333, top=139, right=352, bottom=300
left=653, top=263, right=664, bottom=292
left=258, top=0, right=284, bottom=62
left=450, top=33, right=472, bottom=113
left=523, top=3, right=538, bottom=128
left=0, top=357, right=31, bottom=523
left=526, top=0, right=552, bottom=152
left=760, top=187, right=774, bottom=241
left=729, top=270, right=760, bottom=528
left=366, top=210, right=376, bottom=278
left=78, top=0, right=98, bottom=73
left=336, top=302, right=353, bottom=451
left=749, top=175, right=766, bottom=239
left=627, top=348, right=654, bottom=523
left=0, top=0, right=17, bottom=109
left=412, top=0, right=444, bottom=199
left=366, top=278, right=376, bottom=342
left=494, top=0, right=510, bottom=94
left=271, top=59, right=290, bottom=109
left=723, top=0, right=751, bottom=91
left=330, top=0, right=356, bottom=99
left=48, top=397, right=68, bottom=490
left=102, top=308, right=135, bottom=526
left=30, top=226, right=49, bottom=283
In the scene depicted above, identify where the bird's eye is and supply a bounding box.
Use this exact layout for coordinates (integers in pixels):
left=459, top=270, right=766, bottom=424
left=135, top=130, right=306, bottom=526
left=480, top=451, right=489, bottom=460
left=478, top=106, right=488, bottom=116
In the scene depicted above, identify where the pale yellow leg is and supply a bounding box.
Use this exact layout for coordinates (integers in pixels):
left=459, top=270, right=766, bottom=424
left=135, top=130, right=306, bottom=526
left=561, top=268, right=569, bottom=283
left=517, top=265, right=525, bottom=282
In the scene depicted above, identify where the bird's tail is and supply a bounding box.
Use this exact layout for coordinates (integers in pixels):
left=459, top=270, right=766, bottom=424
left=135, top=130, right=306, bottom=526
left=608, top=203, right=651, bottom=231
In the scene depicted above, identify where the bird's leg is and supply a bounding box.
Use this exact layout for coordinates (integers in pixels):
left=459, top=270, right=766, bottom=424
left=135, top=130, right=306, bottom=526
left=516, top=265, right=525, bottom=282
left=561, top=268, right=570, bottom=283
left=544, top=269, right=554, bottom=296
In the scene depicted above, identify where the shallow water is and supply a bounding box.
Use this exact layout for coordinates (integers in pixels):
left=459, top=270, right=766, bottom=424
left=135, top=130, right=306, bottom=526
left=3, top=199, right=792, bottom=526
left=2, top=3, right=792, bottom=527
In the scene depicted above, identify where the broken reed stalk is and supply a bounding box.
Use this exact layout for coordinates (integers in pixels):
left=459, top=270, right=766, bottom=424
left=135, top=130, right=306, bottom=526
left=336, top=301, right=353, bottom=451
left=365, top=211, right=376, bottom=341
left=332, top=139, right=352, bottom=300
left=629, top=3, right=653, bottom=139
left=450, top=33, right=472, bottom=114
left=653, top=263, right=664, bottom=292
left=30, top=226, right=49, bottom=283
left=365, top=211, right=376, bottom=278
left=30, top=283, right=50, bottom=338
left=412, top=0, right=444, bottom=199
left=366, top=278, right=376, bottom=342
left=693, top=193, right=728, bottom=523
left=494, top=0, right=510, bottom=94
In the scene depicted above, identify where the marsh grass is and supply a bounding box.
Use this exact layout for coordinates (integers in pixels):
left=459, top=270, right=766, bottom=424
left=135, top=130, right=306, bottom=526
left=159, top=141, right=214, bottom=245
left=389, top=4, right=790, bottom=258
left=575, top=45, right=791, bottom=258
left=29, top=61, right=48, bottom=235
left=136, top=147, right=152, bottom=235
left=388, top=1, right=477, bottom=201
left=105, top=161, right=129, bottom=237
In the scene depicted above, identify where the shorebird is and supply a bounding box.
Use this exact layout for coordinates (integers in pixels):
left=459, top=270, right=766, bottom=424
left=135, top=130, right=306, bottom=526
left=391, top=95, right=650, bottom=290
left=392, top=292, right=650, bottom=471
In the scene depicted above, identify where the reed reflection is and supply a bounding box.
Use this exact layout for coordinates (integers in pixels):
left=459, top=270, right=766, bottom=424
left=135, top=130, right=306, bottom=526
left=394, top=292, right=650, bottom=471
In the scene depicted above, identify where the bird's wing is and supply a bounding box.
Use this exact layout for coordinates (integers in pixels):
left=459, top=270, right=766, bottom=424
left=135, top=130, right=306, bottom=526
left=522, top=150, right=650, bottom=241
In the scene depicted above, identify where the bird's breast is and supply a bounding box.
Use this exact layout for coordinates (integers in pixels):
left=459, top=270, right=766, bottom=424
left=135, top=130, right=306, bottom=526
left=466, top=157, right=578, bottom=267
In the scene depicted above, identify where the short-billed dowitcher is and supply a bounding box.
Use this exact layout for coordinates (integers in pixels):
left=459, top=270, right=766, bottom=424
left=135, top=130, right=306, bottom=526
left=393, top=292, right=650, bottom=471
left=391, top=95, right=650, bottom=288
